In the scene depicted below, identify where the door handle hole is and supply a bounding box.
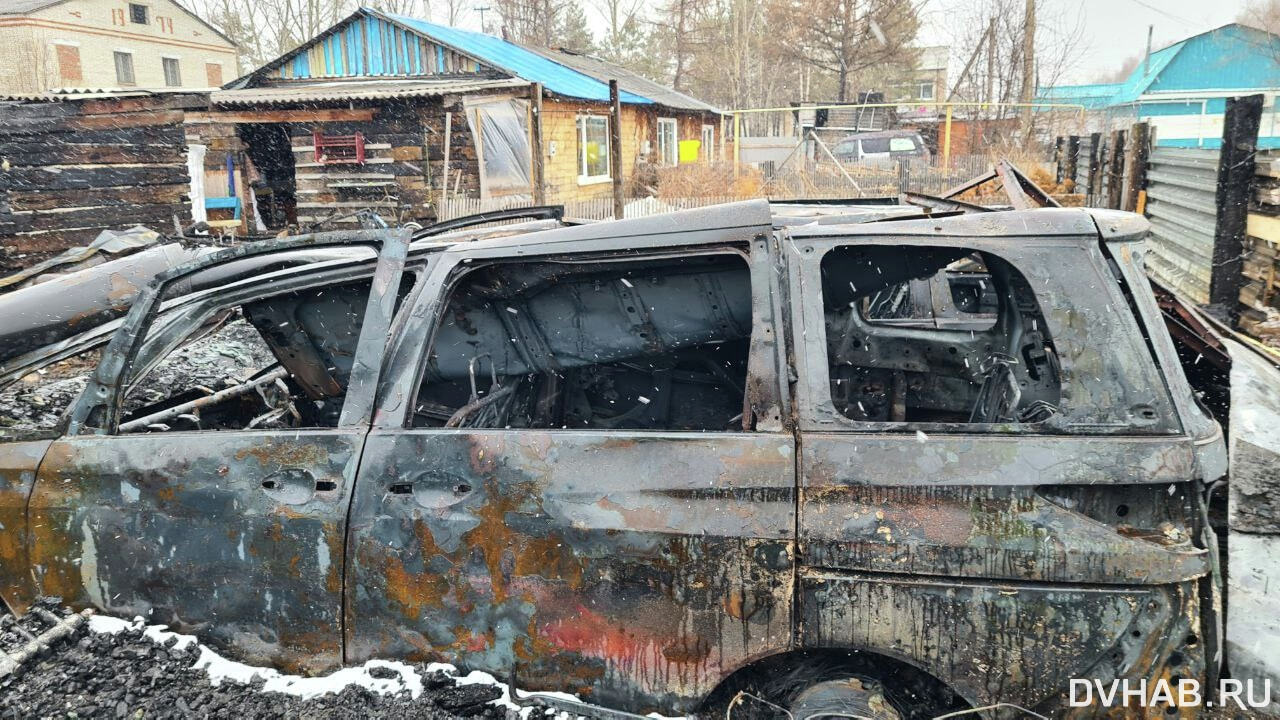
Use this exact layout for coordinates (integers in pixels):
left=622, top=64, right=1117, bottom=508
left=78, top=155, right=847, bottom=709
left=454, top=483, right=472, bottom=494
left=389, top=483, right=413, bottom=495
left=261, top=480, right=278, bottom=490
left=314, top=480, right=337, bottom=492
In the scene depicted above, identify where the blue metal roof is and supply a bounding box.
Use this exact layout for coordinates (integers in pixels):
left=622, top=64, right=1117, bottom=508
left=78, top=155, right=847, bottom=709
left=1037, top=24, right=1280, bottom=109
left=375, top=9, right=652, bottom=104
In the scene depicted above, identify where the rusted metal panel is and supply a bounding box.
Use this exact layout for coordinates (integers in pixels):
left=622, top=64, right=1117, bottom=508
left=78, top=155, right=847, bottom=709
left=800, top=572, right=1203, bottom=715
left=28, top=431, right=361, bottom=673
left=0, top=438, right=51, bottom=614
left=798, top=474, right=1208, bottom=585
left=345, top=430, right=795, bottom=712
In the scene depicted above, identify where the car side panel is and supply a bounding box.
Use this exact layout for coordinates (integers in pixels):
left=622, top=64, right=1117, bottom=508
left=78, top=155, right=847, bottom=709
left=28, top=430, right=361, bottom=673
left=345, top=429, right=795, bottom=713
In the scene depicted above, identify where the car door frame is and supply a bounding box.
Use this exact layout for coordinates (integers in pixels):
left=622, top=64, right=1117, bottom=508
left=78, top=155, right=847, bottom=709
left=347, top=201, right=799, bottom=713
left=26, top=229, right=410, bottom=674
left=783, top=215, right=1220, bottom=710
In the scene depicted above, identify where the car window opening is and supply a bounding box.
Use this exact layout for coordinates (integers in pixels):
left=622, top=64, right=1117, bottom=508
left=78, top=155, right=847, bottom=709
left=821, top=245, right=1062, bottom=426
left=414, top=253, right=753, bottom=431
left=117, top=277, right=414, bottom=433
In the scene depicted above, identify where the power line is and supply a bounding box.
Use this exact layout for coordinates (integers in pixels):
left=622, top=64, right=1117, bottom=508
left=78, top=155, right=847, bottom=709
left=1122, top=0, right=1198, bottom=29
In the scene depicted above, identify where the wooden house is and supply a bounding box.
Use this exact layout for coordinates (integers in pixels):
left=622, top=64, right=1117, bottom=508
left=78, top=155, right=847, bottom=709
left=200, top=7, right=723, bottom=230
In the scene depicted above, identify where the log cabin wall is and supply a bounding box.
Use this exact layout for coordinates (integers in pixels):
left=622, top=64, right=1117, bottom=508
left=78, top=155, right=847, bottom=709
left=0, top=93, right=201, bottom=271
left=287, top=100, right=435, bottom=227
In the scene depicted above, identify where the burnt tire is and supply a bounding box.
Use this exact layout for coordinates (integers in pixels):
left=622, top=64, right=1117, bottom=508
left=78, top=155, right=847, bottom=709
left=788, top=678, right=903, bottom=720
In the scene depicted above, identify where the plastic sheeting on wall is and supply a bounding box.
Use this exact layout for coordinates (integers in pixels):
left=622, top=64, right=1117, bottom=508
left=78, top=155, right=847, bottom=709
left=464, top=97, right=532, bottom=197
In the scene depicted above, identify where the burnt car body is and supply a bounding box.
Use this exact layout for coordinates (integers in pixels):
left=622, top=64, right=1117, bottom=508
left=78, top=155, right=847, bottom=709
left=0, top=200, right=1253, bottom=718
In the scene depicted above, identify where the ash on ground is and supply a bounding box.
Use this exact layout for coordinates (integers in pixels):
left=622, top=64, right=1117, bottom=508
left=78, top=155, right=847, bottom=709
left=0, top=317, right=275, bottom=431
left=1, top=600, right=508, bottom=719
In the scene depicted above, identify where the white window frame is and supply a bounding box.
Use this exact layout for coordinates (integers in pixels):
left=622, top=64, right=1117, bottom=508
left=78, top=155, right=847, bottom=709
left=657, top=117, right=678, bottom=165
left=162, top=56, right=181, bottom=87
left=917, top=81, right=934, bottom=101
left=577, top=115, right=611, bottom=184
left=113, top=50, right=135, bottom=86
left=701, top=124, right=715, bottom=161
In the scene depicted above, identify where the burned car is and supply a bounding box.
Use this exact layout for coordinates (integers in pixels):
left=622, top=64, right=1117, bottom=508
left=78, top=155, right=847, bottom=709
left=0, top=201, right=1243, bottom=717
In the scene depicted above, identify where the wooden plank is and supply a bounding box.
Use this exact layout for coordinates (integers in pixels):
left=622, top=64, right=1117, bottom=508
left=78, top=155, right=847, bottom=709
left=186, top=109, right=377, bottom=124
left=0, top=165, right=188, bottom=191
left=7, top=183, right=188, bottom=211
left=296, top=201, right=400, bottom=208
left=1124, top=122, right=1150, bottom=213
left=1256, top=157, right=1280, bottom=179
left=1210, top=95, right=1262, bottom=310
left=0, top=110, right=185, bottom=136
left=0, top=144, right=186, bottom=166
left=5, top=202, right=185, bottom=232
left=1248, top=212, right=1280, bottom=245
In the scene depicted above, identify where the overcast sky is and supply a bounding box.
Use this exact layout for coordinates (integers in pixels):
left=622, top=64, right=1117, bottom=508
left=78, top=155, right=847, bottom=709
left=465, top=0, right=1248, bottom=86
left=909, top=0, right=1243, bottom=84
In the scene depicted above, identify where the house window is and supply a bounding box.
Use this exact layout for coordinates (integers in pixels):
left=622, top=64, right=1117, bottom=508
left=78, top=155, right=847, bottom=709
left=128, top=3, right=148, bottom=24
left=162, top=57, right=181, bottom=87
left=577, top=115, right=609, bottom=182
left=917, top=81, right=934, bottom=101
left=113, top=51, right=135, bottom=85
left=657, top=117, right=678, bottom=165
left=205, top=62, right=223, bottom=87
left=53, top=42, right=81, bottom=84
left=701, top=124, right=715, bottom=161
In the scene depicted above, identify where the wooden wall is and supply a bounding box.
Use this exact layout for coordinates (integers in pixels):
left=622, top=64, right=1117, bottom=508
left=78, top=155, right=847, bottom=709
left=539, top=99, right=720, bottom=203
left=0, top=94, right=198, bottom=271
left=287, top=101, right=434, bottom=227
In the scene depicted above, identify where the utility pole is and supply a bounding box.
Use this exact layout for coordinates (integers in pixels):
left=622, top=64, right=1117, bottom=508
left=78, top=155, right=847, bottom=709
left=1020, top=0, right=1036, bottom=143
left=985, top=16, right=995, bottom=105
left=474, top=5, right=490, bottom=32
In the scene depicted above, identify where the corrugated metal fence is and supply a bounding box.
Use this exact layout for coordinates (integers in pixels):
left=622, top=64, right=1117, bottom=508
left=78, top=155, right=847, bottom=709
left=1143, top=147, right=1220, bottom=304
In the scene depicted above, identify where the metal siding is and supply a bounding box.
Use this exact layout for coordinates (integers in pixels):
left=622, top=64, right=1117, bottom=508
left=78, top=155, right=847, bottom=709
left=1144, top=147, right=1220, bottom=304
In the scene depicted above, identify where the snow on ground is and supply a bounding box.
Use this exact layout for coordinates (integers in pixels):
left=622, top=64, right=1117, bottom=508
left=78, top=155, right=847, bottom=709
left=84, top=613, right=678, bottom=719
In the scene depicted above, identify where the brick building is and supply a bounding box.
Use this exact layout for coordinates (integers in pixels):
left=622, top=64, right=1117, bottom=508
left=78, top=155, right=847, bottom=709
left=0, top=0, right=239, bottom=94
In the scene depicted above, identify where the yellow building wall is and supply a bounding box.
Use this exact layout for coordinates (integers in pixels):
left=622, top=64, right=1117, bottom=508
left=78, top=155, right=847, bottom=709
left=539, top=99, right=719, bottom=203
left=0, top=0, right=238, bottom=93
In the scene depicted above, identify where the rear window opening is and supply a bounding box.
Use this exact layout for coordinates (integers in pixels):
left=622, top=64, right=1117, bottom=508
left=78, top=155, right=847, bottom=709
left=413, top=253, right=753, bottom=431
left=821, top=245, right=1062, bottom=426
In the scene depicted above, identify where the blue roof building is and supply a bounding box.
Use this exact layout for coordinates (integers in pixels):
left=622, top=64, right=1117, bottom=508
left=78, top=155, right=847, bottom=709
left=205, top=7, right=724, bottom=226
left=1036, top=24, right=1280, bottom=148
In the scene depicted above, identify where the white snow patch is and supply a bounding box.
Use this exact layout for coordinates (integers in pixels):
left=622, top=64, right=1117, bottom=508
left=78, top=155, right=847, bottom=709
left=85, top=615, right=689, bottom=718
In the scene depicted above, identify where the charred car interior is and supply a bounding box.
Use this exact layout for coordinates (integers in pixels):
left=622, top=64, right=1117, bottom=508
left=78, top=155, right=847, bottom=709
left=0, top=199, right=1270, bottom=720
left=414, top=252, right=752, bottom=431
left=821, top=245, right=1061, bottom=425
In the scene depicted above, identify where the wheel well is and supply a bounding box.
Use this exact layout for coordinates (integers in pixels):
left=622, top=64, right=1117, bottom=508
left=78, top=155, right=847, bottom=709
left=697, top=648, right=971, bottom=720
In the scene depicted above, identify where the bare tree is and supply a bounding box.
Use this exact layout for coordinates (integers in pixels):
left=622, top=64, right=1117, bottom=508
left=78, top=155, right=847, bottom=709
left=591, top=0, right=647, bottom=61
left=766, top=0, right=921, bottom=102
left=491, top=0, right=593, bottom=49
left=1239, top=0, right=1280, bottom=34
